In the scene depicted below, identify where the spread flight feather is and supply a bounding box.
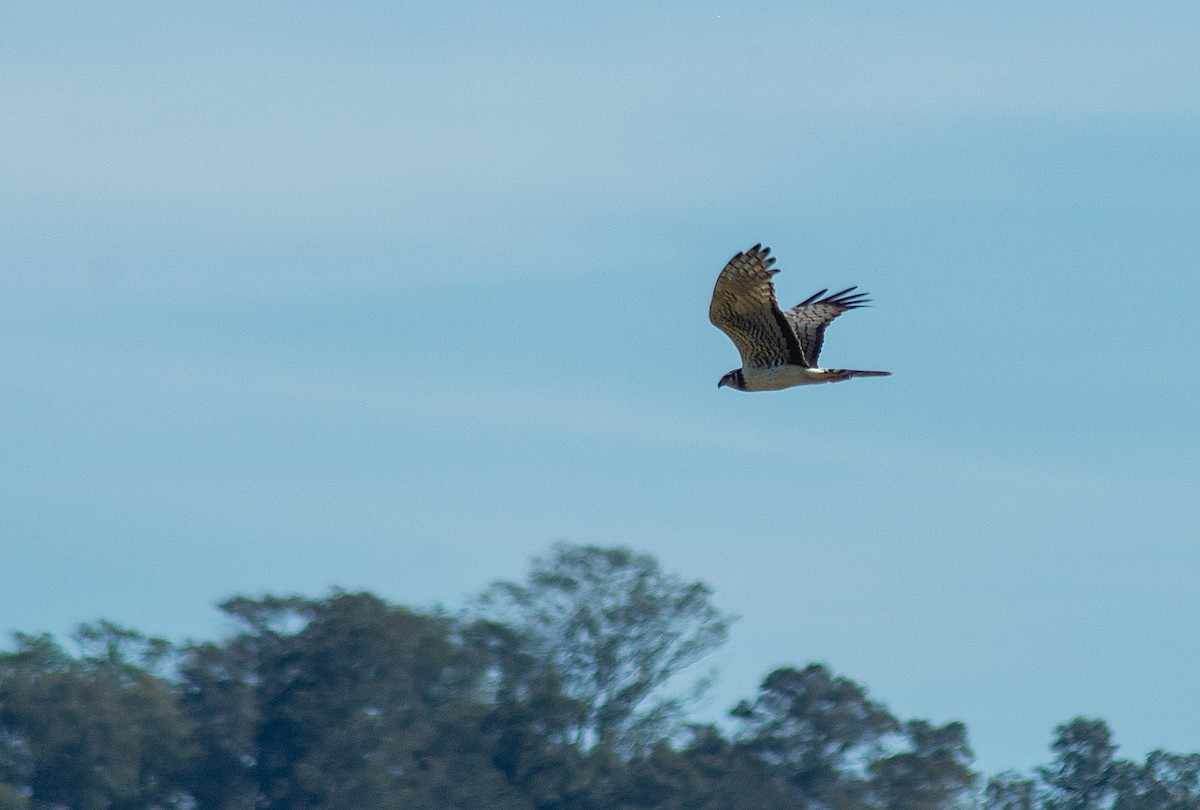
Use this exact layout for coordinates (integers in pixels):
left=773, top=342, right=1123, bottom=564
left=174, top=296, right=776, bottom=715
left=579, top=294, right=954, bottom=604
left=709, top=244, right=890, bottom=391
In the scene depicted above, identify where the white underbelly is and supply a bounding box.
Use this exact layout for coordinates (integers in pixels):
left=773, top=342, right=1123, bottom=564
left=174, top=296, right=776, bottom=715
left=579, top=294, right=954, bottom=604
left=743, top=365, right=827, bottom=391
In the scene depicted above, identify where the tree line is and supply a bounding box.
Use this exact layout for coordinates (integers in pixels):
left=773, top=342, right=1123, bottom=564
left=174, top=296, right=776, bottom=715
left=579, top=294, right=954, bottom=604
left=1, top=544, right=1196, bottom=809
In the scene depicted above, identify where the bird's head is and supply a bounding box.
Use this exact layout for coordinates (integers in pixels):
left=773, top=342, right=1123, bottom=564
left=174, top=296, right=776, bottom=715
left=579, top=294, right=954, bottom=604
left=717, top=369, right=747, bottom=391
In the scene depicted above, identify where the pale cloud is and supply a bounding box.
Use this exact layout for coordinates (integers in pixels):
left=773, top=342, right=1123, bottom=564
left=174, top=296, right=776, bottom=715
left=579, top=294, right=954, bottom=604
left=2, top=3, right=1196, bottom=252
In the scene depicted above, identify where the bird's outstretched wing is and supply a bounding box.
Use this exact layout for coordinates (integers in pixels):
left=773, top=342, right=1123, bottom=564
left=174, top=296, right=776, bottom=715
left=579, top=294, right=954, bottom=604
left=709, top=245, right=808, bottom=369
left=783, top=287, right=871, bottom=367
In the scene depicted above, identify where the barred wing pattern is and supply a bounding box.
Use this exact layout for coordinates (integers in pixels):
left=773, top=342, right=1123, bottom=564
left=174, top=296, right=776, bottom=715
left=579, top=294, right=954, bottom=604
left=783, top=287, right=871, bottom=367
left=708, top=245, right=809, bottom=370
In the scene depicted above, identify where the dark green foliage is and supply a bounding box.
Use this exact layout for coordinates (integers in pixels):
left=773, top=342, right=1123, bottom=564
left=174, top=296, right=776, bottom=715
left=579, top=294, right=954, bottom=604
left=1112, top=750, right=1200, bottom=809
left=475, top=543, right=733, bottom=755
left=989, top=717, right=1200, bottom=810
left=1035, top=719, right=1200, bottom=810
left=672, top=725, right=805, bottom=809
left=0, top=785, right=29, bottom=810
left=179, top=591, right=527, bottom=810
left=867, top=720, right=977, bottom=810
left=463, top=618, right=587, bottom=808
left=0, top=545, right=1197, bottom=809
left=0, top=623, right=194, bottom=810
left=1040, top=718, right=1119, bottom=810
left=733, top=664, right=900, bottom=807
left=730, top=664, right=978, bottom=810
left=984, top=771, right=1038, bottom=810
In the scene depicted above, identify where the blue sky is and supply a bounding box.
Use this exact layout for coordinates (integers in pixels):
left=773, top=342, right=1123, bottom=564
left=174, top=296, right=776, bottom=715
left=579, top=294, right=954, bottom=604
left=2, top=1, right=1198, bottom=774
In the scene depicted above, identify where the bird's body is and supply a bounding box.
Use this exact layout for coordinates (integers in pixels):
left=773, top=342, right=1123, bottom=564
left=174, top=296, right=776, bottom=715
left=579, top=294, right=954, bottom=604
left=724, top=365, right=886, bottom=391
left=709, top=244, right=889, bottom=392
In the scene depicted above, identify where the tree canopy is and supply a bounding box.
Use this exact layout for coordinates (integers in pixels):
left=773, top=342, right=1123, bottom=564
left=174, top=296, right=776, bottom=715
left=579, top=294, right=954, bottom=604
left=474, top=543, right=732, bottom=754
left=1, top=544, right=1194, bottom=809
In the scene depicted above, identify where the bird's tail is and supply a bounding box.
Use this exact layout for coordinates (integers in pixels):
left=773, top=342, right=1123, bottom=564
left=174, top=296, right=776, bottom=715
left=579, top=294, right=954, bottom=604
left=825, top=369, right=892, bottom=382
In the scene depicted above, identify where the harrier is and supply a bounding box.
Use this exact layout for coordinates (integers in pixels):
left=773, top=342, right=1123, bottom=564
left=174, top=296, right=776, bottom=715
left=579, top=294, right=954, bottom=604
left=709, top=244, right=890, bottom=391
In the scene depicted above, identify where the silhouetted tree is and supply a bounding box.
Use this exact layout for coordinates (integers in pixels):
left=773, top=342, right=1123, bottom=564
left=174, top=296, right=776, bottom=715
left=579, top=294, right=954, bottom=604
left=987, top=721, right=1200, bottom=810
left=983, top=771, right=1037, bottom=810
left=463, top=618, right=588, bottom=808
left=868, top=720, right=976, bottom=809
left=177, top=595, right=307, bottom=808
left=1039, top=719, right=1118, bottom=810
left=676, top=724, right=804, bottom=810
left=1111, top=750, right=1200, bottom=810
left=179, top=592, right=526, bottom=809
left=6, top=544, right=1200, bottom=810
left=475, top=544, right=732, bottom=755
left=0, top=623, right=193, bottom=810
left=732, top=664, right=898, bottom=808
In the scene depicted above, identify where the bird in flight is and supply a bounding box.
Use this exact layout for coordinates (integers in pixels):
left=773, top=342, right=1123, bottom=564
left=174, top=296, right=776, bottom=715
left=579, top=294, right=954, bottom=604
left=709, top=244, right=890, bottom=391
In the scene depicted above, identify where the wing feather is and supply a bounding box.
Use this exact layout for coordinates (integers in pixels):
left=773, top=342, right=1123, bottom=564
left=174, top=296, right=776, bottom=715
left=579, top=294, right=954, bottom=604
left=709, top=245, right=808, bottom=369
left=783, top=287, right=871, bottom=366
